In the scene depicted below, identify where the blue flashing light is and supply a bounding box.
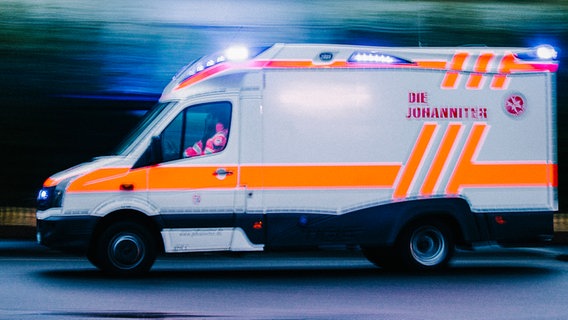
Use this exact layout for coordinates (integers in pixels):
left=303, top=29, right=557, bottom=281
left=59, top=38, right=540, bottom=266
left=536, top=45, right=558, bottom=60
left=173, top=46, right=269, bottom=83
left=224, top=46, right=249, bottom=61
left=515, top=45, right=558, bottom=61
left=349, top=51, right=412, bottom=64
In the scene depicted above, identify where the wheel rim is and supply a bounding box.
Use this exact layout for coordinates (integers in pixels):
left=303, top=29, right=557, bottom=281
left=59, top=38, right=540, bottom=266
left=108, top=233, right=145, bottom=270
left=409, top=226, right=446, bottom=266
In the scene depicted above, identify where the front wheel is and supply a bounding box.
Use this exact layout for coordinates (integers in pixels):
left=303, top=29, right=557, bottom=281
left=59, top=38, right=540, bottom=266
left=396, top=220, right=454, bottom=271
left=95, top=221, right=157, bottom=275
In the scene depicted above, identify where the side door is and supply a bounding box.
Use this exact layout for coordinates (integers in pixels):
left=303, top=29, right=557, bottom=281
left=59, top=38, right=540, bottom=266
left=147, top=100, right=239, bottom=252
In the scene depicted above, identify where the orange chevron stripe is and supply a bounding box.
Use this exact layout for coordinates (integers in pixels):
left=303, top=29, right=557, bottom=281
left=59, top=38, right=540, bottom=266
left=441, top=72, right=461, bottom=89
left=473, top=53, right=494, bottom=73
left=441, top=52, right=469, bottom=89
left=466, top=74, right=484, bottom=89
left=466, top=53, right=494, bottom=89
left=420, top=123, right=462, bottom=196
left=393, top=123, right=437, bottom=199
left=445, top=123, right=556, bottom=194
left=490, top=74, right=508, bottom=90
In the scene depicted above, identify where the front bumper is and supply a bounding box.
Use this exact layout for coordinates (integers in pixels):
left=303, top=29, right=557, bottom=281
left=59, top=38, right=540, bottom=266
left=37, top=215, right=100, bottom=254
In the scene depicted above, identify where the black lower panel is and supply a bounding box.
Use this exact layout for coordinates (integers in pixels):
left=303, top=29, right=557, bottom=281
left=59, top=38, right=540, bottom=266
left=261, top=198, right=552, bottom=249
left=152, top=198, right=554, bottom=249
left=487, top=211, right=554, bottom=245
left=37, top=215, right=100, bottom=252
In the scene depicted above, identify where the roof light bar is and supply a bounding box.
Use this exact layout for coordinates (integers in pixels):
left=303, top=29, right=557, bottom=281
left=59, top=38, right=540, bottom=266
left=174, top=46, right=268, bottom=83
left=515, top=44, right=558, bottom=61
left=225, top=46, right=249, bottom=61
left=536, top=45, right=558, bottom=60
left=349, top=51, right=412, bottom=64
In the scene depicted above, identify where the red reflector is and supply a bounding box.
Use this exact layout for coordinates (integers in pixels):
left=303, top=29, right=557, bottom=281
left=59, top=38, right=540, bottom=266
left=495, top=216, right=506, bottom=225
left=253, top=221, right=263, bottom=230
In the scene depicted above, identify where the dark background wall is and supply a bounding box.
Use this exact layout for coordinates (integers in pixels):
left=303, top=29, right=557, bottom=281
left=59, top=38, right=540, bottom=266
left=1, top=0, right=566, bottom=208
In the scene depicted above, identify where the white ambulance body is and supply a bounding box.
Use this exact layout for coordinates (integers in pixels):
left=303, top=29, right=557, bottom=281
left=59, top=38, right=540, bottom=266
left=37, top=43, right=558, bottom=274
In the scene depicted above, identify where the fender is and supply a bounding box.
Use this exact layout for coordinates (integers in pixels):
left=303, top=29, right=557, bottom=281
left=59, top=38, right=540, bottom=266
left=90, top=194, right=159, bottom=218
left=380, top=197, right=484, bottom=245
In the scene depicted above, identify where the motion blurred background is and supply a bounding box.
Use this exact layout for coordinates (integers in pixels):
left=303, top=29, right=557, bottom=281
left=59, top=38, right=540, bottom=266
left=1, top=0, right=566, bottom=218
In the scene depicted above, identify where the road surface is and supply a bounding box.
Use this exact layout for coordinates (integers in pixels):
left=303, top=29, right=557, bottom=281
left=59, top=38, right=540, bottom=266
left=0, top=241, right=567, bottom=319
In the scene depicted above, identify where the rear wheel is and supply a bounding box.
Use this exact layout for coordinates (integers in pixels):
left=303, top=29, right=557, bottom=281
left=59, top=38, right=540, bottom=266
left=363, top=220, right=454, bottom=271
left=95, top=221, right=157, bottom=275
left=396, top=220, right=454, bottom=271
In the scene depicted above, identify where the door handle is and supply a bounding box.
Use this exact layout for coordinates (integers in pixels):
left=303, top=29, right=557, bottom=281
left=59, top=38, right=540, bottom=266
left=213, top=168, right=234, bottom=179
left=120, top=183, right=134, bottom=191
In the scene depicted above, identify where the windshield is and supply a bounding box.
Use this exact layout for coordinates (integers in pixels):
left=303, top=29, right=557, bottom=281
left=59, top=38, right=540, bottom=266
left=113, top=102, right=173, bottom=156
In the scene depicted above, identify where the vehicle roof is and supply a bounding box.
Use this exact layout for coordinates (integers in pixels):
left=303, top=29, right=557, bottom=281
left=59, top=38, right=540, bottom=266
left=160, top=43, right=558, bottom=102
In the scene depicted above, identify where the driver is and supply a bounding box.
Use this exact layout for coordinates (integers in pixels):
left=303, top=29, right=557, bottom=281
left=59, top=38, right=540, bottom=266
left=184, top=117, right=228, bottom=157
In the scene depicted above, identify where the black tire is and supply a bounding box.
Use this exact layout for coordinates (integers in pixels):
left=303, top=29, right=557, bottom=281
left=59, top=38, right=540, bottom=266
left=87, top=248, right=102, bottom=270
left=95, top=221, right=157, bottom=275
left=361, top=247, right=400, bottom=270
left=395, top=220, right=454, bottom=271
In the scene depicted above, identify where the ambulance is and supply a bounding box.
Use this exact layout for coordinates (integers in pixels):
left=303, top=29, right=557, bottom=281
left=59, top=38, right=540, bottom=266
left=37, top=43, right=559, bottom=274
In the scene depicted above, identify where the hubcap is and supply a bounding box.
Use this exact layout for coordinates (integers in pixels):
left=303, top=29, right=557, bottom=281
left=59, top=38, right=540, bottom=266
left=109, top=233, right=145, bottom=270
left=410, top=226, right=446, bottom=266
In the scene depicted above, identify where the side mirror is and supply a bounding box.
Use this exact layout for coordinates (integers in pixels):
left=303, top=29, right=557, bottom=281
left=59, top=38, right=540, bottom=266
left=133, top=136, right=163, bottom=168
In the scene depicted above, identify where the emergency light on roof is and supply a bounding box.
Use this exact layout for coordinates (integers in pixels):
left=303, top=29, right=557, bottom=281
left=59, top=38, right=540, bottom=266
left=225, top=46, right=249, bottom=61
left=536, top=45, right=558, bottom=60
left=348, top=51, right=412, bottom=64
left=174, top=53, right=228, bottom=80
left=515, top=45, right=558, bottom=61
left=174, top=46, right=267, bottom=82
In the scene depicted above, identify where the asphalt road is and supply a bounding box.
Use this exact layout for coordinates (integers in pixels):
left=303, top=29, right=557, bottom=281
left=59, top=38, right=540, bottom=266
left=0, top=241, right=567, bottom=320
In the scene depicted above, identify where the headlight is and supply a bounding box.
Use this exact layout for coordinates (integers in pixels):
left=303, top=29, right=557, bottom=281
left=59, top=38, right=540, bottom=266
left=37, top=186, right=57, bottom=211
left=37, top=178, right=71, bottom=211
left=37, top=186, right=64, bottom=211
left=37, top=188, right=50, bottom=202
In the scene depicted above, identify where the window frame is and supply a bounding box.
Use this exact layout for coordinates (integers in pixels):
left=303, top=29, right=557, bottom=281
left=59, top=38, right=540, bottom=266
left=158, top=101, right=233, bottom=164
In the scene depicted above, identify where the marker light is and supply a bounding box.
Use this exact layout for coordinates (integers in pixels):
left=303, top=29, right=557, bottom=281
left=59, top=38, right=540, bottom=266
left=349, top=51, right=412, bottom=64
left=495, top=216, right=507, bottom=225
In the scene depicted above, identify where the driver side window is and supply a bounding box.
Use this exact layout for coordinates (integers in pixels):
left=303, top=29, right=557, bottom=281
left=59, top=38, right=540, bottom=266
left=160, top=102, right=232, bottom=163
